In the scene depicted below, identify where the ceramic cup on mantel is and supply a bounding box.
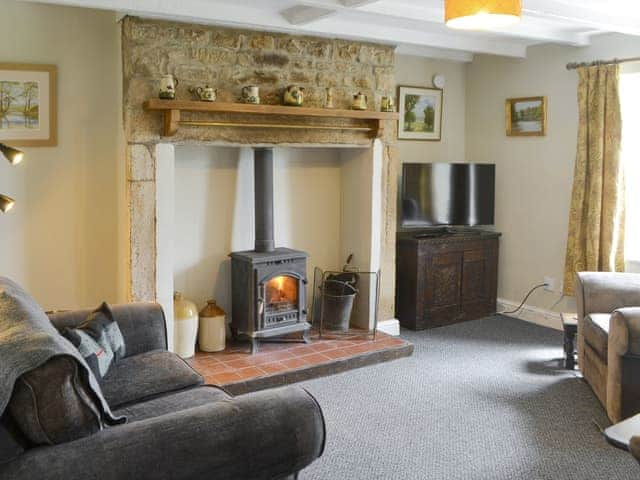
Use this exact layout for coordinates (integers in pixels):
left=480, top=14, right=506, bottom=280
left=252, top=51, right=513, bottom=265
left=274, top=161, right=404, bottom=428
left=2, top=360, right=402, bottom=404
left=174, top=292, right=198, bottom=358
left=190, top=85, right=217, bottom=102
left=351, top=92, right=368, bottom=111
left=159, top=74, right=178, bottom=100
left=283, top=85, right=305, bottom=106
left=381, top=96, right=395, bottom=112
left=198, top=300, right=226, bottom=352
left=241, top=85, right=260, bottom=104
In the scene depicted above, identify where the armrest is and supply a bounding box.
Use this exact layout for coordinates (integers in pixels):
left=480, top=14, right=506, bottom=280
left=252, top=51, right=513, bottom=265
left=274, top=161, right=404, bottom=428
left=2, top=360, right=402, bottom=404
left=575, top=272, right=640, bottom=320
left=631, top=436, right=640, bottom=463
left=607, top=308, right=640, bottom=422
left=2, top=386, right=326, bottom=480
left=48, top=303, right=167, bottom=357
left=609, top=308, right=640, bottom=357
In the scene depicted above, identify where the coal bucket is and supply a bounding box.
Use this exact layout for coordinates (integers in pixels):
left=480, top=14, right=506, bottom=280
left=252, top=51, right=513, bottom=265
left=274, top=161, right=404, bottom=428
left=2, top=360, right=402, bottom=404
left=321, top=279, right=358, bottom=331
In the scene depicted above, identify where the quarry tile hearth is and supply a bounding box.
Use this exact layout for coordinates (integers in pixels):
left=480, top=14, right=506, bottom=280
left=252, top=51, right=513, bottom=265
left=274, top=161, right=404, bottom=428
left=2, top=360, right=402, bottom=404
left=187, top=331, right=413, bottom=395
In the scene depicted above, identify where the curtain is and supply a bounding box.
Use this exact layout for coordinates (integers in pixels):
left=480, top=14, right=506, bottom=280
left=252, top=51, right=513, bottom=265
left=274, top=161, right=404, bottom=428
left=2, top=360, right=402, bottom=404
left=563, top=64, right=625, bottom=295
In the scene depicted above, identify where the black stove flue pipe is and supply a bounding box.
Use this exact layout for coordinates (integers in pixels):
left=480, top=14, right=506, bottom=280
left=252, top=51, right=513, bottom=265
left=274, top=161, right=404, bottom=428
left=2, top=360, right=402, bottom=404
left=254, top=148, right=275, bottom=253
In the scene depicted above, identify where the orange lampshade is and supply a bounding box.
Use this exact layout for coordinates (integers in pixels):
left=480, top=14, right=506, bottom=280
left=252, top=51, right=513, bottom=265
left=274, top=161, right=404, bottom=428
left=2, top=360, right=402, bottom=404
left=445, top=0, right=522, bottom=30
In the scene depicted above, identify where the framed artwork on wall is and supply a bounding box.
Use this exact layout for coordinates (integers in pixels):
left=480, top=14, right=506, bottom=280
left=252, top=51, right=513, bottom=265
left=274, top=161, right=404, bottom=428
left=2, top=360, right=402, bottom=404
left=0, top=63, right=57, bottom=147
left=397, top=86, right=443, bottom=141
left=505, top=96, right=547, bottom=137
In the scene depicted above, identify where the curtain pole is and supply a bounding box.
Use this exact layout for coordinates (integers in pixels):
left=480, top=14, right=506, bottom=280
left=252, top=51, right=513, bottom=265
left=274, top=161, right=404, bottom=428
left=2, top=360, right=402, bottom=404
left=566, top=56, right=640, bottom=70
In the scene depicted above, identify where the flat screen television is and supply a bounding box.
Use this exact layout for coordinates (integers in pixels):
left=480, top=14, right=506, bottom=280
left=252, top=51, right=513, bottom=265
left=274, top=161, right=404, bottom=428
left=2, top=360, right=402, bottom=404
left=400, top=163, right=495, bottom=229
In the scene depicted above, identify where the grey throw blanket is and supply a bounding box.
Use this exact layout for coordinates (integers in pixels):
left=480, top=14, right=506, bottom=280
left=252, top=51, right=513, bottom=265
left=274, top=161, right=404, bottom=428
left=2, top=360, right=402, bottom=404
left=0, top=277, right=124, bottom=425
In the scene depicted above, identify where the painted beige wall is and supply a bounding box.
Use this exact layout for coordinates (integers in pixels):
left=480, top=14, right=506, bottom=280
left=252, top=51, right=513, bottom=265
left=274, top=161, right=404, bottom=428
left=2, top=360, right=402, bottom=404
left=0, top=1, right=123, bottom=310
left=466, top=34, right=640, bottom=314
left=395, top=54, right=467, bottom=164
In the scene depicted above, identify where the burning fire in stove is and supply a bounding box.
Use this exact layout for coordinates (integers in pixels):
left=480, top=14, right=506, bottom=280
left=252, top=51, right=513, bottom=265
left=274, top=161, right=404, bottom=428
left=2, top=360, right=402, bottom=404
left=266, top=275, right=298, bottom=314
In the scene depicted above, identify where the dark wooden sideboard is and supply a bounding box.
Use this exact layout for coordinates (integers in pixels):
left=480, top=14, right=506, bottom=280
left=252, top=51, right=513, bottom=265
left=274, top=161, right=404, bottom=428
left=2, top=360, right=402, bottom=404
left=396, top=231, right=501, bottom=330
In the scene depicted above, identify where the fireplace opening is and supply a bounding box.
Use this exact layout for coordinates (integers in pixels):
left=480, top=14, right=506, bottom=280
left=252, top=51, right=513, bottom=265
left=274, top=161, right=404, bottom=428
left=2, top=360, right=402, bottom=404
left=266, top=275, right=299, bottom=315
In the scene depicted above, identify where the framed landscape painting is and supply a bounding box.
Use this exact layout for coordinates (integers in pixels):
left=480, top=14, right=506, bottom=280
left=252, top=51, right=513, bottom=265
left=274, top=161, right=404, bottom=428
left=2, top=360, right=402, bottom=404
left=398, top=86, right=443, bottom=141
left=0, top=63, right=57, bottom=146
left=506, top=96, right=546, bottom=137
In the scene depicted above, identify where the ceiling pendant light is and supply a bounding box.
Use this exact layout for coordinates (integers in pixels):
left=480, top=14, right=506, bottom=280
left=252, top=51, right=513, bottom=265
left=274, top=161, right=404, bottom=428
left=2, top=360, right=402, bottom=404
left=445, top=0, right=522, bottom=30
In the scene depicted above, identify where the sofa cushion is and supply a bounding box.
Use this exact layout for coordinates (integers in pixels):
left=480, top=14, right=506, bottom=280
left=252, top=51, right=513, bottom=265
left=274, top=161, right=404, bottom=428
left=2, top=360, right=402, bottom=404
left=7, top=356, right=102, bottom=445
left=0, top=415, right=24, bottom=465
left=583, top=313, right=611, bottom=359
left=114, top=386, right=229, bottom=422
left=62, top=302, right=126, bottom=379
left=0, top=276, right=124, bottom=447
left=101, top=350, right=204, bottom=407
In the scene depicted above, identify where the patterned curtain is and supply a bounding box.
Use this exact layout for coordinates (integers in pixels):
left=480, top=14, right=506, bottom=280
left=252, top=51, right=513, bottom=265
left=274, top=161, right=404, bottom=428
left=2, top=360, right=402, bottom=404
left=563, top=64, right=625, bottom=295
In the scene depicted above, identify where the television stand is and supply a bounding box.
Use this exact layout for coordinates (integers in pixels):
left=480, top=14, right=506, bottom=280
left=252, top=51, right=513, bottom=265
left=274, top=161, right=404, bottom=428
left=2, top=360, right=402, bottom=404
left=413, top=227, right=486, bottom=239
left=396, top=230, right=501, bottom=330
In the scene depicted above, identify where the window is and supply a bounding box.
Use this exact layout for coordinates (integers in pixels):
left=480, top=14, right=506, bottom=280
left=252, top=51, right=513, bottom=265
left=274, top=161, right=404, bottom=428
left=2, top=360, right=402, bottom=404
left=621, top=71, right=640, bottom=272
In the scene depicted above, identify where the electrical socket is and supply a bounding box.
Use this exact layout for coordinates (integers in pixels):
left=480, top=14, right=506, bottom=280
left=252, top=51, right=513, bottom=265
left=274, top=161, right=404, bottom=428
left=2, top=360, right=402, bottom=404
left=544, top=276, right=556, bottom=292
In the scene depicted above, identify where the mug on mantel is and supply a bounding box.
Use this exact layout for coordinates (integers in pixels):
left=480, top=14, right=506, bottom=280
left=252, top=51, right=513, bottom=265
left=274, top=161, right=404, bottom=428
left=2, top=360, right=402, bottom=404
left=241, top=85, right=260, bottom=104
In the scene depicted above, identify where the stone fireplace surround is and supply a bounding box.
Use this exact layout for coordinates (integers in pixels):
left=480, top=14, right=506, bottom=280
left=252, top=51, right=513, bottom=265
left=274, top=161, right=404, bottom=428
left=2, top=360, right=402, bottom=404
left=122, top=17, right=399, bottom=347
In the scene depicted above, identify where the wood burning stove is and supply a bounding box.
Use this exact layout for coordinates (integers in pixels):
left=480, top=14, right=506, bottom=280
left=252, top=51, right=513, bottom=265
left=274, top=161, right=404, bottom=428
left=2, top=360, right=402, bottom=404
left=230, top=148, right=311, bottom=353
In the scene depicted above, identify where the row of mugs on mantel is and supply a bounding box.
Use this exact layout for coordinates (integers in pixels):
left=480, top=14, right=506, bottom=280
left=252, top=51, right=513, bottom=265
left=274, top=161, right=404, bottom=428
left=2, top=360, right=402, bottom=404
left=158, top=75, right=395, bottom=111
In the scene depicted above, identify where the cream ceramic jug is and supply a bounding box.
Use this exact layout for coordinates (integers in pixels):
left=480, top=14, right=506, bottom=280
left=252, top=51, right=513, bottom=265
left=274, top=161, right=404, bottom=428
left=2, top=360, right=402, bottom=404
left=174, top=292, right=198, bottom=358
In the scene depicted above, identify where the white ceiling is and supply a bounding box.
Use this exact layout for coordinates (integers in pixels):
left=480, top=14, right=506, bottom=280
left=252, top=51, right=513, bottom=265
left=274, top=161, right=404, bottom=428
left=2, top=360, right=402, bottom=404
left=20, top=0, right=640, bottom=61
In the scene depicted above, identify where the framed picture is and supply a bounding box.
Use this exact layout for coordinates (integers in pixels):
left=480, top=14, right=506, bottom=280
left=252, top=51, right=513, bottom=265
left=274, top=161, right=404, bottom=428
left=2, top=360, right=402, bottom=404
left=0, top=63, right=57, bottom=146
left=506, top=96, right=546, bottom=137
left=398, top=86, right=443, bottom=141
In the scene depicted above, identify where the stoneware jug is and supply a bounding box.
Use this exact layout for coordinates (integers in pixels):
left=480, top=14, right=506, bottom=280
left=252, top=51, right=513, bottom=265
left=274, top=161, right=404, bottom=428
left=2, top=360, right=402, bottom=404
left=283, top=85, right=305, bottom=106
left=241, top=85, right=260, bottom=104
left=198, top=300, right=226, bottom=352
left=174, top=292, right=198, bottom=358
left=159, top=74, right=178, bottom=100
left=190, top=85, right=217, bottom=102
left=352, top=92, right=368, bottom=110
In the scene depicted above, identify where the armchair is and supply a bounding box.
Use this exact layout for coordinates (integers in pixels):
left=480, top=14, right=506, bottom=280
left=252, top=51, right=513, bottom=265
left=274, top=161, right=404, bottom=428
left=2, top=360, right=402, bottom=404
left=575, top=272, right=640, bottom=422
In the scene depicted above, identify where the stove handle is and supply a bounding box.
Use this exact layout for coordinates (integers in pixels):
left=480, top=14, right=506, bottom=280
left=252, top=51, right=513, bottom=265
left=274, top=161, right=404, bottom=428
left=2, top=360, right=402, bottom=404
left=257, top=296, right=264, bottom=315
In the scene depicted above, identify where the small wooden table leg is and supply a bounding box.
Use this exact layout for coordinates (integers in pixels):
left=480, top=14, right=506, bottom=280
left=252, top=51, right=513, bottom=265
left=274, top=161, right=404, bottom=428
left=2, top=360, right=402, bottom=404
left=561, top=312, right=578, bottom=370
left=564, top=330, right=576, bottom=369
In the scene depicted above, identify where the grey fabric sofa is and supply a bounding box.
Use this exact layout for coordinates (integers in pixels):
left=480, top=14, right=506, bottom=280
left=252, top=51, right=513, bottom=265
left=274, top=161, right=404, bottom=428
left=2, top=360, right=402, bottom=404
left=1, top=300, right=325, bottom=479
left=576, top=272, right=640, bottom=423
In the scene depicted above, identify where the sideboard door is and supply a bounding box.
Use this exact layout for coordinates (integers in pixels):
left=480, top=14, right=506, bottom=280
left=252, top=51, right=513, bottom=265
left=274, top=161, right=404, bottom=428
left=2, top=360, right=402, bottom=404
left=425, top=251, right=463, bottom=327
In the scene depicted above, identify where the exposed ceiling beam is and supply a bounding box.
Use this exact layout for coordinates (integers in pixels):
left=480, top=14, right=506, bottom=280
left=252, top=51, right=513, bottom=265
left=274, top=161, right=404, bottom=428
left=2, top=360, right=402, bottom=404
left=281, top=6, right=336, bottom=26
left=395, top=44, right=475, bottom=63
left=341, top=0, right=380, bottom=6
left=295, top=0, right=592, bottom=46
left=523, top=0, right=640, bottom=36
left=18, top=0, right=530, bottom=58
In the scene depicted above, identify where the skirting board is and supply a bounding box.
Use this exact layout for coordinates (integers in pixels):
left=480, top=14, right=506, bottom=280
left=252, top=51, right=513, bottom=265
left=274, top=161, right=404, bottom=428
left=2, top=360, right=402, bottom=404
left=497, top=298, right=562, bottom=331
left=377, top=319, right=400, bottom=336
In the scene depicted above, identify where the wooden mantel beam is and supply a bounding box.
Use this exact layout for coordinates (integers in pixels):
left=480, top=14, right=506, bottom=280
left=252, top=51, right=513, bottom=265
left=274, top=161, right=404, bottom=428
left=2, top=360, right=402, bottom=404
left=144, top=99, right=398, bottom=138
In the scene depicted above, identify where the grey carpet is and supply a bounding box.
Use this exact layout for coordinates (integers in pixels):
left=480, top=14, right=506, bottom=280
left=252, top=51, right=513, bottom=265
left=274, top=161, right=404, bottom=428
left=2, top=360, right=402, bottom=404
left=299, top=315, right=640, bottom=479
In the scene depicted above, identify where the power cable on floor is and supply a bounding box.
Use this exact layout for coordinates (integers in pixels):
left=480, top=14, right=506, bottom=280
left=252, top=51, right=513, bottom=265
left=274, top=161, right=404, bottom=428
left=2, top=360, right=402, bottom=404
left=499, top=283, right=548, bottom=315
